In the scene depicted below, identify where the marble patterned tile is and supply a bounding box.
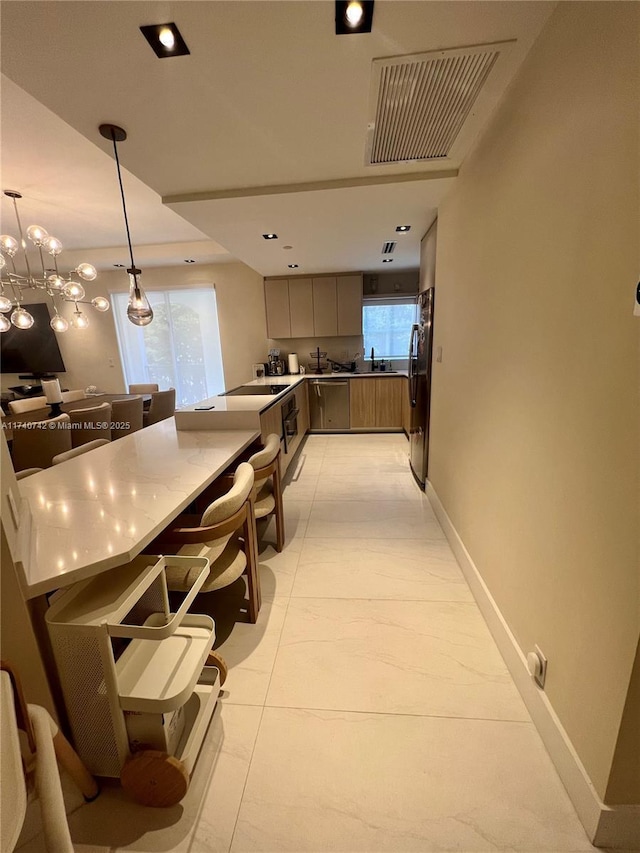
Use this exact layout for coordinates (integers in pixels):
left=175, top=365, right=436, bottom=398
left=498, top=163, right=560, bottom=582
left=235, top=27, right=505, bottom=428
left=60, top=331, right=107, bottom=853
left=28, top=704, right=262, bottom=853
left=258, top=500, right=312, bottom=549
left=215, top=597, right=289, bottom=706
left=313, top=473, right=425, bottom=501
left=291, top=538, right=473, bottom=601
left=282, top=473, right=319, bottom=502
left=266, top=598, right=529, bottom=720
left=305, top=500, right=444, bottom=540
left=257, top=542, right=301, bottom=599
left=231, top=708, right=595, bottom=852
left=319, top=453, right=411, bottom=475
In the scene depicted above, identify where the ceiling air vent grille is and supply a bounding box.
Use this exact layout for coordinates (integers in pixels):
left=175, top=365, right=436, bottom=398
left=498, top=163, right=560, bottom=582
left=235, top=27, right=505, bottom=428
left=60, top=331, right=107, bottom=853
left=382, top=241, right=396, bottom=254
left=366, top=44, right=503, bottom=165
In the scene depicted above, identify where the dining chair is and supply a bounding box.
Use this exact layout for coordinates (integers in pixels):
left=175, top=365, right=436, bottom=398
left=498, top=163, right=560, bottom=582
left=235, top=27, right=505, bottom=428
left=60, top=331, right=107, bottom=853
left=61, top=390, right=87, bottom=403
left=146, top=462, right=261, bottom=622
left=11, top=414, right=71, bottom=471
left=128, top=383, right=159, bottom=394
left=52, top=439, right=111, bottom=465
left=143, top=388, right=176, bottom=427
left=110, top=396, right=144, bottom=440
left=68, top=402, right=112, bottom=448
left=8, top=396, right=47, bottom=415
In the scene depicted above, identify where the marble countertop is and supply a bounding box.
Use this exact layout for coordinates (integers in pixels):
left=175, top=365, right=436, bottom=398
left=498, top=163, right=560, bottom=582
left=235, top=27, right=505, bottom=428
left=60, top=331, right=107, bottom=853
left=16, top=419, right=259, bottom=598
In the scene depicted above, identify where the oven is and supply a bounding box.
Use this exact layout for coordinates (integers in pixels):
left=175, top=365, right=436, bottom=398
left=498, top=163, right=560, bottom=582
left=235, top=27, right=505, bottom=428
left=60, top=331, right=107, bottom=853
left=281, top=394, right=299, bottom=453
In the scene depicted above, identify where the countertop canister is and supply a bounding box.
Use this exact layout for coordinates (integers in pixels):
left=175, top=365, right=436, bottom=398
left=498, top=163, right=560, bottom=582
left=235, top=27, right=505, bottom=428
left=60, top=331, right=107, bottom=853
left=287, top=353, right=300, bottom=375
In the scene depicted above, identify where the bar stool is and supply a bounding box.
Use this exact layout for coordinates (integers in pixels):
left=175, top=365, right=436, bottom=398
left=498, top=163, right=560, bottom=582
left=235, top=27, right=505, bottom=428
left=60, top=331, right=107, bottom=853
left=128, top=383, right=158, bottom=394
left=247, top=434, right=285, bottom=552
left=146, top=462, right=261, bottom=622
left=52, top=439, right=111, bottom=465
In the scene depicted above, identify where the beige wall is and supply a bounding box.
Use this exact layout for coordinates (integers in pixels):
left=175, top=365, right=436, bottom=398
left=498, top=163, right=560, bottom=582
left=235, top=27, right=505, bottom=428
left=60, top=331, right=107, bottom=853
left=429, top=1, right=639, bottom=802
left=2, top=261, right=267, bottom=398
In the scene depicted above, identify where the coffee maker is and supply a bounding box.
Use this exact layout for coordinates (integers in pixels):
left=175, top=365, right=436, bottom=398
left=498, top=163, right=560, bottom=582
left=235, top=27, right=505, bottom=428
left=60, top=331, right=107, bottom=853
left=266, top=349, right=286, bottom=376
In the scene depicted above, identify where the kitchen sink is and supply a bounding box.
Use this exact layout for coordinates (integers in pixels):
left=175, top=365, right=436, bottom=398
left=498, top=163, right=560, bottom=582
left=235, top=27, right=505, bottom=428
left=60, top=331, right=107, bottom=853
left=221, top=384, right=289, bottom=396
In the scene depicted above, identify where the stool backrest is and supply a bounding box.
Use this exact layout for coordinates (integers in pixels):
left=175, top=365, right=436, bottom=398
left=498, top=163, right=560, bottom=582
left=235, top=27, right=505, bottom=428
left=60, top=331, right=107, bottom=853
left=52, top=439, right=111, bottom=465
left=201, top=462, right=254, bottom=528
left=61, top=390, right=87, bottom=403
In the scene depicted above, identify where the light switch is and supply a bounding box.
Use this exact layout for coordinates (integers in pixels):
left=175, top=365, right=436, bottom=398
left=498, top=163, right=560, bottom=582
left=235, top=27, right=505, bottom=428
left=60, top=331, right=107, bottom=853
left=435, top=346, right=443, bottom=363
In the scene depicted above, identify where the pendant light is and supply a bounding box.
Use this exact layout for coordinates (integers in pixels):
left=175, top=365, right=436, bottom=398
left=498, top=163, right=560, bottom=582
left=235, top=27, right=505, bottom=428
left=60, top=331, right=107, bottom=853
left=99, top=124, right=153, bottom=327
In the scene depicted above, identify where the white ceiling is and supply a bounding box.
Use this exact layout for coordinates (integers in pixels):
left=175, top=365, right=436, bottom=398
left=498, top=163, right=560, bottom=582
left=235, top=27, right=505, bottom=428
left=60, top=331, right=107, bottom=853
left=0, top=1, right=554, bottom=277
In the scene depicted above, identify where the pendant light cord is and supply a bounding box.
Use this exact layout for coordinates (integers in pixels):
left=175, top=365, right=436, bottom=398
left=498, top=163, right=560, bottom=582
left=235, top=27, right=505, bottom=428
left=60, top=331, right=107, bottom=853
left=108, top=129, right=137, bottom=273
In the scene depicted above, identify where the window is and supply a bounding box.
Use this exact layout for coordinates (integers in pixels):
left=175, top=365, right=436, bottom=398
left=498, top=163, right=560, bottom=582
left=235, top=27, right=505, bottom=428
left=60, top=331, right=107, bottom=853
left=362, top=296, right=417, bottom=359
left=112, top=287, right=225, bottom=407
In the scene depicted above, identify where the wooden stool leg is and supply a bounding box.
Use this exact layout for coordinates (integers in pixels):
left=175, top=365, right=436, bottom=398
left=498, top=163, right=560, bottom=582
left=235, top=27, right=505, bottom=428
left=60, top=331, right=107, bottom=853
left=273, top=466, right=285, bottom=553
left=244, top=505, right=261, bottom=622
left=52, top=730, right=100, bottom=801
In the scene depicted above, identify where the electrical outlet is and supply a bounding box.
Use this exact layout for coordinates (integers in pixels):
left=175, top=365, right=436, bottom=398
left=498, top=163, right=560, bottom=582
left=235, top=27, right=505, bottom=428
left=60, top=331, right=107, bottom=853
left=435, top=346, right=443, bottom=363
left=108, top=358, right=115, bottom=368
left=526, top=645, right=548, bottom=688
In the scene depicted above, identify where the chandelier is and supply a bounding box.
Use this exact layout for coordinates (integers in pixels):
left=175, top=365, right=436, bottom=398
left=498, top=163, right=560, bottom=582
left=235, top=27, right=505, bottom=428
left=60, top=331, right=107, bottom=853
left=0, top=190, right=109, bottom=333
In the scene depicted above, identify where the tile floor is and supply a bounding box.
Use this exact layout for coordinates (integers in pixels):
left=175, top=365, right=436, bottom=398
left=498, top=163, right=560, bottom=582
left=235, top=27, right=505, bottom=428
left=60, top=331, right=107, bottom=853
left=18, top=433, right=598, bottom=853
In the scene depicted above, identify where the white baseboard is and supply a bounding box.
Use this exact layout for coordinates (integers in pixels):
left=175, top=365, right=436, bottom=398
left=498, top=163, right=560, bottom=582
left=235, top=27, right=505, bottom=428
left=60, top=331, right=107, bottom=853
left=425, top=481, right=640, bottom=851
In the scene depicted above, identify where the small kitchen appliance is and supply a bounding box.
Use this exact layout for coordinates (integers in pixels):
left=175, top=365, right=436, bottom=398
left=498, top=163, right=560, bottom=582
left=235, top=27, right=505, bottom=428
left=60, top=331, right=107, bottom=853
left=266, top=349, right=286, bottom=375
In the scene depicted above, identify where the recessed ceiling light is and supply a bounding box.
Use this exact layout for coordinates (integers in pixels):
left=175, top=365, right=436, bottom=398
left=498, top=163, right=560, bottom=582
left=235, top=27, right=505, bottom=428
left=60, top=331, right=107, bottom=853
left=288, top=264, right=299, bottom=269
left=335, top=0, right=374, bottom=34
left=114, top=263, right=125, bottom=268
left=283, top=245, right=293, bottom=250
left=263, top=233, right=278, bottom=240
left=140, top=22, right=190, bottom=58
left=396, top=225, right=411, bottom=233
left=184, top=259, right=195, bottom=263
left=382, top=258, right=393, bottom=263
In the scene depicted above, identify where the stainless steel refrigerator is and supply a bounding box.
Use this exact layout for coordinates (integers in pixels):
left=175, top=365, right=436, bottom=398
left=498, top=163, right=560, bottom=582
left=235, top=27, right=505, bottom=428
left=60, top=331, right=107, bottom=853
left=408, top=287, right=435, bottom=488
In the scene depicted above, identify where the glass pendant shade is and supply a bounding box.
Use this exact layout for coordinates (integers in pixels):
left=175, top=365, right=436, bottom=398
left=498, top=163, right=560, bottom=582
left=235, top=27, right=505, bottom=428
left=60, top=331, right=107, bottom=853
left=0, top=235, right=19, bottom=256
left=44, top=235, right=63, bottom=256
left=50, top=313, right=69, bottom=333
left=91, top=296, right=110, bottom=312
left=76, top=262, right=97, bottom=281
left=0, top=255, right=5, bottom=270
left=63, top=281, right=85, bottom=300
left=47, top=273, right=66, bottom=290
left=0, top=294, right=12, bottom=312
left=127, top=272, right=153, bottom=327
left=11, top=307, right=35, bottom=329
left=71, top=310, right=89, bottom=329
left=26, top=224, right=48, bottom=246
left=0, top=314, right=10, bottom=333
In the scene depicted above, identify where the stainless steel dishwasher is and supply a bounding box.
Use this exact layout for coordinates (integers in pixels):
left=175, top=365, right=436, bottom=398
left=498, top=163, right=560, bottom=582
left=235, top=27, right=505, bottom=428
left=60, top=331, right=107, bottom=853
left=309, top=378, right=350, bottom=431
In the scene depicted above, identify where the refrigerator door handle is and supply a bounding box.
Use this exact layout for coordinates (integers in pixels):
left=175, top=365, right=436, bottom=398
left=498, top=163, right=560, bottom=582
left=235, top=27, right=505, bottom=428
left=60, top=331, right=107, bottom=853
left=409, top=324, right=419, bottom=407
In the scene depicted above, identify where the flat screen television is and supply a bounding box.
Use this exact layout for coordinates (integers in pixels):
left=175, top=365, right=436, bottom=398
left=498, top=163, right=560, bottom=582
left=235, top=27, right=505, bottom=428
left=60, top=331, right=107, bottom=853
left=1, top=303, right=67, bottom=375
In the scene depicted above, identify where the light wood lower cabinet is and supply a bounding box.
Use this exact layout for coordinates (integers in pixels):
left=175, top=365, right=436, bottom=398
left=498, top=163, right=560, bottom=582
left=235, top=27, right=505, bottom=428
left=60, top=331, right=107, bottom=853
left=349, top=378, right=376, bottom=428
left=349, top=377, right=403, bottom=429
left=375, top=378, right=403, bottom=428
